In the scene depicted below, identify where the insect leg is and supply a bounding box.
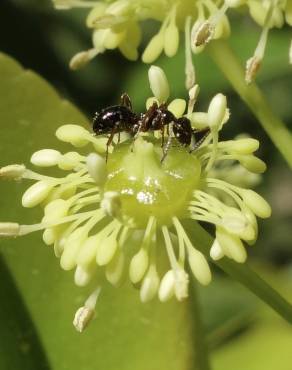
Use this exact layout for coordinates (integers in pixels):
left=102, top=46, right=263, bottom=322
left=106, top=127, right=117, bottom=161
left=189, top=128, right=211, bottom=152
left=161, top=125, right=174, bottom=163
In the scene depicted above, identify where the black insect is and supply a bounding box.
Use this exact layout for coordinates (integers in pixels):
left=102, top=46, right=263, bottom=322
left=92, top=93, right=209, bottom=161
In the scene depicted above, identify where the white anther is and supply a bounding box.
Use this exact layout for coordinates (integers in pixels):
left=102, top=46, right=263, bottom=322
left=0, top=164, right=26, bottom=180
left=148, top=65, right=170, bottom=103
left=86, top=153, right=107, bottom=185
left=0, top=222, right=20, bottom=238
left=73, top=287, right=101, bottom=333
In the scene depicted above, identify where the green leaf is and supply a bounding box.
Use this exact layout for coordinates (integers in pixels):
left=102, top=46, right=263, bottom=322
left=0, top=52, right=198, bottom=370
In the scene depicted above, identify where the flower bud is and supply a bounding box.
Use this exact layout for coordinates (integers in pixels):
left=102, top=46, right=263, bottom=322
left=207, top=93, right=227, bottom=130
left=140, top=265, right=160, bottom=303
left=129, top=248, right=149, bottom=284
left=22, top=181, right=54, bottom=208
left=86, top=153, right=107, bottom=185
left=240, top=189, right=272, bottom=218
left=148, top=65, right=170, bottom=103
left=158, top=270, right=175, bottom=302
left=96, top=234, right=118, bottom=266
left=188, top=248, right=212, bottom=285
left=56, top=125, right=90, bottom=147
left=31, top=149, right=61, bottom=167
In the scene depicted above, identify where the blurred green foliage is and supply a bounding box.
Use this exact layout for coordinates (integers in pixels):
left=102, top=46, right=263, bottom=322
left=0, top=0, right=292, bottom=369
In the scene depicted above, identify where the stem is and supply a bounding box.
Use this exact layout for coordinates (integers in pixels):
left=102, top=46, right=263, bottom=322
left=183, top=220, right=292, bottom=324
left=207, top=40, right=292, bottom=168
left=188, top=278, right=211, bottom=370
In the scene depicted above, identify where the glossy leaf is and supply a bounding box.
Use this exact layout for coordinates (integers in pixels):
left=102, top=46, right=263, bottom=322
left=0, top=52, right=197, bottom=370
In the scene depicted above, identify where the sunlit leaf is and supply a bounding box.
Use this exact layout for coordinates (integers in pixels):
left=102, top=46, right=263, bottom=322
left=0, top=52, right=198, bottom=370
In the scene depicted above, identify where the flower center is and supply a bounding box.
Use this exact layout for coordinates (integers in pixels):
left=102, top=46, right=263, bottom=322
left=104, top=137, right=201, bottom=228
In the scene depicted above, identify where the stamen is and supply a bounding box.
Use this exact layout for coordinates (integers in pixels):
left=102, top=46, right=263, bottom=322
left=73, top=287, right=101, bottom=333
left=245, top=0, right=276, bottom=84
left=0, top=164, right=26, bottom=180
left=185, top=16, right=196, bottom=89
left=161, top=225, right=189, bottom=300
left=0, top=222, right=20, bottom=237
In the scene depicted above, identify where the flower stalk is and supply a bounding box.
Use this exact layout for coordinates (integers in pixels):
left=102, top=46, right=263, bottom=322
left=208, top=39, right=292, bottom=168
left=183, top=220, right=292, bottom=324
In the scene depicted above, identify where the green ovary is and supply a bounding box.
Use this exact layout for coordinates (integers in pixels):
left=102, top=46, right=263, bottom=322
left=104, top=137, right=201, bottom=228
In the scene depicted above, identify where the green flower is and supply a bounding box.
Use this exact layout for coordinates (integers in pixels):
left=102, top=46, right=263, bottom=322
left=0, top=66, right=271, bottom=332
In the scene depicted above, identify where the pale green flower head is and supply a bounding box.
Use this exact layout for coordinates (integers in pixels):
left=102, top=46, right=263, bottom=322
left=0, top=66, right=271, bottom=332
left=53, top=0, right=292, bottom=84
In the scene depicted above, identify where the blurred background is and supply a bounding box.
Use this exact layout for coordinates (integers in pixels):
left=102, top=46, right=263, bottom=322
left=0, top=0, right=292, bottom=369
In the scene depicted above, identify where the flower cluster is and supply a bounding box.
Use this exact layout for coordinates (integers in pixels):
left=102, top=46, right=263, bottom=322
left=53, top=0, right=292, bottom=84
left=0, top=66, right=271, bottom=332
